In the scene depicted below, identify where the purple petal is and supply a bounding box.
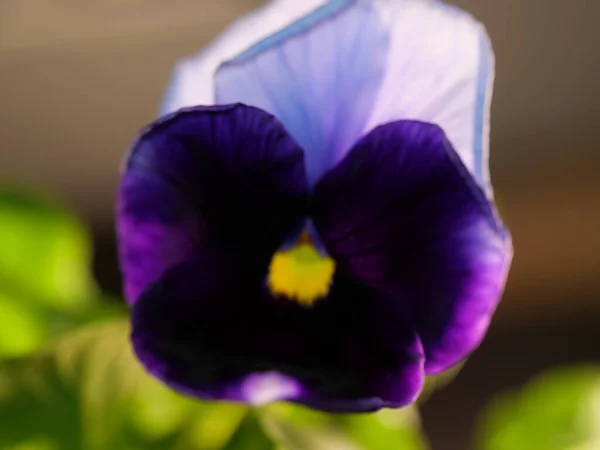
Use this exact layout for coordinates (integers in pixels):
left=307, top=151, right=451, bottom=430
left=131, top=251, right=424, bottom=413
left=117, top=104, right=308, bottom=304
left=312, top=120, right=512, bottom=374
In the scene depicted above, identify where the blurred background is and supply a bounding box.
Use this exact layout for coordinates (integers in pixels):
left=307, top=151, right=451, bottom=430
left=0, top=0, right=599, bottom=448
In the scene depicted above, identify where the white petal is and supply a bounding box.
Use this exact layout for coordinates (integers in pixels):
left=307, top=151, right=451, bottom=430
left=368, top=0, right=495, bottom=192
left=160, top=0, right=327, bottom=115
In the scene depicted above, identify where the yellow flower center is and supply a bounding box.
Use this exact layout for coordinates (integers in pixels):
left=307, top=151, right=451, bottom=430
left=267, top=232, right=335, bottom=307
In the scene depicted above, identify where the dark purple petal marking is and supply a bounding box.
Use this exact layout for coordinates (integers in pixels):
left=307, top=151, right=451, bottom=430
left=131, top=250, right=424, bottom=413
left=312, top=120, right=511, bottom=374
left=117, top=104, right=308, bottom=304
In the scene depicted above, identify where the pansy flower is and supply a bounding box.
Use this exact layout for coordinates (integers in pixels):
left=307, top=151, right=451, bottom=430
left=117, top=0, right=512, bottom=413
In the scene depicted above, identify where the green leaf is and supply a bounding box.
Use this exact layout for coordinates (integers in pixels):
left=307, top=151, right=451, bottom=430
left=342, top=408, right=429, bottom=450
left=474, top=365, right=600, bottom=450
left=0, top=292, right=47, bottom=358
left=0, top=187, right=97, bottom=309
left=0, top=187, right=101, bottom=358
left=259, top=402, right=429, bottom=450
left=222, top=411, right=278, bottom=450
left=0, top=318, right=255, bottom=450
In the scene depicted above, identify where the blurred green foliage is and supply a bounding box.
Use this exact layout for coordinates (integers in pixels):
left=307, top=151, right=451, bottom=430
left=260, top=402, right=428, bottom=450
left=475, top=366, right=600, bottom=450
left=0, top=187, right=120, bottom=358
left=0, top=188, right=96, bottom=308
left=0, top=319, right=247, bottom=450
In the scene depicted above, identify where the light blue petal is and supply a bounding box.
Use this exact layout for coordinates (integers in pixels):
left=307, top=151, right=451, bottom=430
left=215, top=0, right=389, bottom=186
left=364, top=0, right=495, bottom=194
left=159, top=0, right=329, bottom=116
left=162, top=0, right=495, bottom=195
